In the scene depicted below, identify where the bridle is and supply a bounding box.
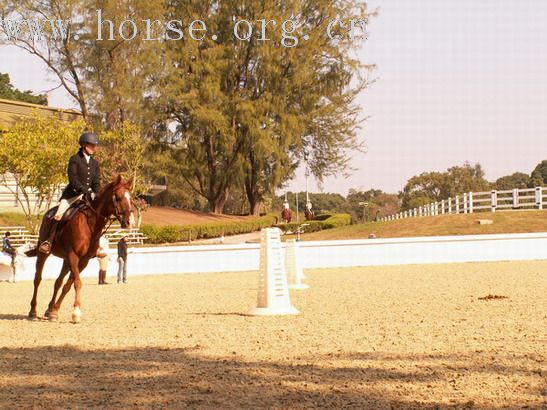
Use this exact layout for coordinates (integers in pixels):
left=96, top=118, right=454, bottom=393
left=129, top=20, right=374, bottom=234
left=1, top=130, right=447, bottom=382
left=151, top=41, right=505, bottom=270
left=83, top=188, right=133, bottom=235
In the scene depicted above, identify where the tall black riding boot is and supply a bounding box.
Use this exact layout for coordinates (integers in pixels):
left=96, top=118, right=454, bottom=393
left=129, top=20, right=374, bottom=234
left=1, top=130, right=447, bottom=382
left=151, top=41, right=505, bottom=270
left=38, top=220, right=59, bottom=254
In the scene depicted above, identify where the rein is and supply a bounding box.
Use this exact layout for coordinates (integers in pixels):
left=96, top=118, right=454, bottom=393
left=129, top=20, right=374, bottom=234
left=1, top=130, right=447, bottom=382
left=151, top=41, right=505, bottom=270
left=82, top=193, right=125, bottom=236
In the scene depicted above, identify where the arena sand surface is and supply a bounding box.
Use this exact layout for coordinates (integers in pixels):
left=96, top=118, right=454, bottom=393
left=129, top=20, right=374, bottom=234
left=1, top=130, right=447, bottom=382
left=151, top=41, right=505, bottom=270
left=0, top=261, right=545, bottom=409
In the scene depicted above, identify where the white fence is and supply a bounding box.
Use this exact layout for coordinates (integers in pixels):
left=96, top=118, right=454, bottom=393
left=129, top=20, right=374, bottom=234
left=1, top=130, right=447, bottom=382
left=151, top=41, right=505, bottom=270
left=381, top=187, right=546, bottom=221
left=7, top=232, right=547, bottom=282
left=0, top=224, right=146, bottom=247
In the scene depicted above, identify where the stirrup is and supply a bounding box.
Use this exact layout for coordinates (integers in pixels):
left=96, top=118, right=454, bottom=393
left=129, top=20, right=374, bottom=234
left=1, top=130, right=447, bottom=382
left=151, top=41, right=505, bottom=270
left=38, top=241, right=51, bottom=254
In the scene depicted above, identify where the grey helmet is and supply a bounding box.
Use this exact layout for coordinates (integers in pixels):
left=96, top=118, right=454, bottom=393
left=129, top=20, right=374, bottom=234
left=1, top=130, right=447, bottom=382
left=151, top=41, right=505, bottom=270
left=79, top=132, right=99, bottom=146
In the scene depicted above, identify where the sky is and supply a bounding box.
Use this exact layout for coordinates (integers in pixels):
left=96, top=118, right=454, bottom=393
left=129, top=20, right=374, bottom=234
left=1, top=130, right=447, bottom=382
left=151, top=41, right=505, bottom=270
left=2, top=0, right=547, bottom=195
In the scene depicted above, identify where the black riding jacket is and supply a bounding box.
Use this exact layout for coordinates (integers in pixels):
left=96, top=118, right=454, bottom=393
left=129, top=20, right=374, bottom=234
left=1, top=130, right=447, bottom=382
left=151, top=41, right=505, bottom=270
left=61, top=149, right=101, bottom=199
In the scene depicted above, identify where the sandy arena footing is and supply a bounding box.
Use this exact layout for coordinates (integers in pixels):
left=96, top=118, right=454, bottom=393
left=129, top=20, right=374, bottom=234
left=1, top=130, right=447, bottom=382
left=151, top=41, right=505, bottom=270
left=0, top=260, right=545, bottom=409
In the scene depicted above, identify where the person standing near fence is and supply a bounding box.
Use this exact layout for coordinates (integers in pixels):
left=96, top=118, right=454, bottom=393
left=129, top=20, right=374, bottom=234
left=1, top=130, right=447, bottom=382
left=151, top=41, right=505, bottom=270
left=117, top=235, right=128, bottom=284
left=97, top=235, right=110, bottom=285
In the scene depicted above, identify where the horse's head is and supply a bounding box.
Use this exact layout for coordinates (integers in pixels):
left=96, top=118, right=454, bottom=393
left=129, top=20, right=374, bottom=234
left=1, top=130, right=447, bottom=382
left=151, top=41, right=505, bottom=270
left=100, top=175, right=135, bottom=229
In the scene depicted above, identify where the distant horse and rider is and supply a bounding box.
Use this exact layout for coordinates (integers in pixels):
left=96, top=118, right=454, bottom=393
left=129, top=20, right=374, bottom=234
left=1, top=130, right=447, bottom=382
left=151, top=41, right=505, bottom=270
left=281, top=200, right=292, bottom=223
left=0, top=236, right=32, bottom=283
left=304, top=201, right=315, bottom=221
left=280, top=199, right=315, bottom=223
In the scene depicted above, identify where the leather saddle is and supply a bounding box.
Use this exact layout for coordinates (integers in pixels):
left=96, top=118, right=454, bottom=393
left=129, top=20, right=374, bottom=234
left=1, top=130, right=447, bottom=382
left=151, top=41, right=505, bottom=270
left=45, top=202, right=87, bottom=225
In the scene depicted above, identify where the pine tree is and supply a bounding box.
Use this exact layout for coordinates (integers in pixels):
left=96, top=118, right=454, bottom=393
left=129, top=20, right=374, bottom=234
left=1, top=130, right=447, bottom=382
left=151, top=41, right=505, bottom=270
left=163, top=0, right=374, bottom=214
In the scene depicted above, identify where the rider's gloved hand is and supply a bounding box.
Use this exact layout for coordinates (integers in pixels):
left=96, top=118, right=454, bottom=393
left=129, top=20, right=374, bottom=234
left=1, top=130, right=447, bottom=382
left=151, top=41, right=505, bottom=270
left=85, top=189, right=96, bottom=202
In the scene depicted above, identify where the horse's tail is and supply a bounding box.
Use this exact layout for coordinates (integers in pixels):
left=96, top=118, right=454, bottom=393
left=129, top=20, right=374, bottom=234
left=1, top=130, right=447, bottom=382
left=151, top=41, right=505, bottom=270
left=25, top=248, right=38, bottom=258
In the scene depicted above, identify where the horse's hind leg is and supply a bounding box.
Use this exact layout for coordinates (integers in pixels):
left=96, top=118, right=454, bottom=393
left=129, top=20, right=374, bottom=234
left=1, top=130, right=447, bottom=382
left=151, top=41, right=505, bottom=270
left=49, top=273, right=74, bottom=321
left=28, top=253, right=48, bottom=319
left=45, top=260, right=70, bottom=319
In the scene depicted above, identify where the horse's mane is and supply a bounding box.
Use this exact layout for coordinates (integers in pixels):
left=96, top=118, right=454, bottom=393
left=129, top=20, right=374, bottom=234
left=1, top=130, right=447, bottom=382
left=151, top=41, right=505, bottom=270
left=97, top=181, right=116, bottom=197
left=97, top=177, right=130, bottom=197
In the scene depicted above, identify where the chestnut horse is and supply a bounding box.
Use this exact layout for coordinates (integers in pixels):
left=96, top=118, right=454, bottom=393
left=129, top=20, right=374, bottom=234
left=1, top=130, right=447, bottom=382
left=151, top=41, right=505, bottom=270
left=281, top=208, right=292, bottom=223
left=304, top=208, right=315, bottom=221
left=25, top=175, right=134, bottom=322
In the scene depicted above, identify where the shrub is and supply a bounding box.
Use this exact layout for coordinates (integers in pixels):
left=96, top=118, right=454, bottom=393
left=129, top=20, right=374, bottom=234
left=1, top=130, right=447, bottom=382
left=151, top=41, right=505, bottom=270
left=141, top=214, right=278, bottom=244
left=276, top=213, right=352, bottom=234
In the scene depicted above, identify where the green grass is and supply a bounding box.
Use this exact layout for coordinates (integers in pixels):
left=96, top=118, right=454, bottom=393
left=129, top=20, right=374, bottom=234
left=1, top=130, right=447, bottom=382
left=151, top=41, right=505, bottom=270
left=298, top=210, right=547, bottom=241
left=0, top=212, right=29, bottom=227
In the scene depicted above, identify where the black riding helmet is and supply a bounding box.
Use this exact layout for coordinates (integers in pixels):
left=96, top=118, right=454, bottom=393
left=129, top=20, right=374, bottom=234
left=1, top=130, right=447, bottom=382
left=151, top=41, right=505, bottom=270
left=79, top=132, right=99, bottom=146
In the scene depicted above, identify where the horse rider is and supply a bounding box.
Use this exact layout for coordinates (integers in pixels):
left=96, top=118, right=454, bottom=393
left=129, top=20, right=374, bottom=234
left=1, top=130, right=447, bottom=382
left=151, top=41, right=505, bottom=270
left=2, top=231, right=17, bottom=266
left=38, top=132, right=101, bottom=254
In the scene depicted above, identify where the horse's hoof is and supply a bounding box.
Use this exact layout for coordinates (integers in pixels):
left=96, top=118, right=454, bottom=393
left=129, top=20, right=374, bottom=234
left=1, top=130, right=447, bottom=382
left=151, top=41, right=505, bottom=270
left=71, top=307, right=82, bottom=324
left=28, top=312, right=38, bottom=320
left=47, top=312, right=58, bottom=322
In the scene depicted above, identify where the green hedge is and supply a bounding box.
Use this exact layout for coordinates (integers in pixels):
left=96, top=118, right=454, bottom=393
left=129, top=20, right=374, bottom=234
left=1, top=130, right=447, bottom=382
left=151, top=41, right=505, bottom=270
left=141, top=214, right=278, bottom=244
left=276, top=213, right=352, bottom=234
left=141, top=213, right=352, bottom=244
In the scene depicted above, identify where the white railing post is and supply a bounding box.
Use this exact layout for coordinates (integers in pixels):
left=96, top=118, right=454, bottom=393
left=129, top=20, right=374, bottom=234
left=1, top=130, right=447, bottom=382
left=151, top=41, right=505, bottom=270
left=512, top=188, right=519, bottom=209
left=491, top=190, right=497, bottom=212
left=419, top=206, right=422, bottom=217
left=463, top=193, right=468, bottom=214
left=447, top=197, right=452, bottom=214
left=536, top=187, right=543, bottom=210
left=455, top=196, right=460, bottom=214
left=441, top=200, right=445, bottom=214
left=468, top=192, right=474, bottom=213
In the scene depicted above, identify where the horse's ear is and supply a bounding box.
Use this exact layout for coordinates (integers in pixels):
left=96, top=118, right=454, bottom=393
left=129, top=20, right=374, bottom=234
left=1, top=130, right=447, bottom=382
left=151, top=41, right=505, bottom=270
left=126, top=177, right=134, bottom=191
left=114, top=174, right=122, bottom=185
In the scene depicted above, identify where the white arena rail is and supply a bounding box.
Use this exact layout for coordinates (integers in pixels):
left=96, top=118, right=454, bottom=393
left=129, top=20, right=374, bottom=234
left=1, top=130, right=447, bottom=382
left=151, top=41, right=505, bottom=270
left=7, top=232, right=547, bottom=282
left=381, top=186, right=546, bottom=221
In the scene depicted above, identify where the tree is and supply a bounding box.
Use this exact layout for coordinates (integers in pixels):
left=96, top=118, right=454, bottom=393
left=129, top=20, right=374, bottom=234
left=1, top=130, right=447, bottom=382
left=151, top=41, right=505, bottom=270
left=400, top=162, right=490, bottom=210
left=2, top=0, right=91, bottom=119
left=83, top=0, right=167, bottom=130
left=0, top=73, right=47, bottom=105
left=444, top=162, right=490, bottom=196
left=162, top=0, right=374, bottom=214
left=400, top=171, right=446, bottom=210
left=0, top=114, right=86, bottom=232
left=493, top=172, right=530, bottom=190
left=347, top=189, right=399, bottom=221
left=96, top=122, right=149, bottom=196
left=530, top=160, right=547, bottom=186
left=2, top=0, right=166, bottom=128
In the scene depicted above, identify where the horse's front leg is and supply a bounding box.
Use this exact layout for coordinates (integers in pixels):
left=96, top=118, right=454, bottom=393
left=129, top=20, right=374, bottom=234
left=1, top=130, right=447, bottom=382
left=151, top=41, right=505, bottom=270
left=51, top=255, right=89, bottom=323
left=69, top=253, right=88, bottom=323
left=45, top=260, right=70, bottom=320
left=28, top=254, right=48, bottom=319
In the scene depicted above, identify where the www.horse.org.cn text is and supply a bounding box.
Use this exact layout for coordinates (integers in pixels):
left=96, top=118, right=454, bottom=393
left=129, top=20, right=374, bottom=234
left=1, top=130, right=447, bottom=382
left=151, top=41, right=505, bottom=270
left=0, top=11, right=367, bottom=48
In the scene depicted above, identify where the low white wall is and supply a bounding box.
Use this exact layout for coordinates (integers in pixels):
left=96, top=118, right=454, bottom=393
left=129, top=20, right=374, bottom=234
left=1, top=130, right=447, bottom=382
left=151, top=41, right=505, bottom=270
left=7, top=232, right=547, bottom=282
